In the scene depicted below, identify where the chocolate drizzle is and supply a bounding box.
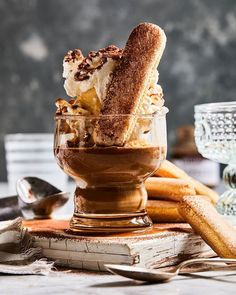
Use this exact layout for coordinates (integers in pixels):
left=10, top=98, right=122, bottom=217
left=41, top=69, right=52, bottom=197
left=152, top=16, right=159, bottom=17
left=74, top=45, right=123, bottom=82
left=64, top=49, right=84, bottom=63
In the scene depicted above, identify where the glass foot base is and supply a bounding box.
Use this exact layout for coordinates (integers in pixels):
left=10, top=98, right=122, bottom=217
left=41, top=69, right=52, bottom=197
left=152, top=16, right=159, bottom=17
left=69, top=213, right=152, bottom=233
left=216, top=189, right=236, bottom=216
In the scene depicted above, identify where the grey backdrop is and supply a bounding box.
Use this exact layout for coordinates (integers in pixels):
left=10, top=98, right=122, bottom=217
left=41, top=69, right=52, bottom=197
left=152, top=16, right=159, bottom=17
left=1, top=0, right=236, bottom=181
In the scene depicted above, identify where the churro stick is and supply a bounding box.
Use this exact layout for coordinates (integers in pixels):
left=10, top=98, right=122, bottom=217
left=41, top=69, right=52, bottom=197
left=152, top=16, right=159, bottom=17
left=145, top=177, right=196, bottom=202
left=147, top=200, right=184, bottom=223
left=179, top=196, right=236, bottom=258
left=155, top=160, right=219, bottom=204
left=95, top=23, right=166, bottom=146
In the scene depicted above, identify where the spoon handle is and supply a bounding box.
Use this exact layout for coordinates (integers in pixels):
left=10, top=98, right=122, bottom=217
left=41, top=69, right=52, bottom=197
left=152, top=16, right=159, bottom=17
left=0, top=196, right=22, bottom=220
left=177, top=258, right=236, bottom=273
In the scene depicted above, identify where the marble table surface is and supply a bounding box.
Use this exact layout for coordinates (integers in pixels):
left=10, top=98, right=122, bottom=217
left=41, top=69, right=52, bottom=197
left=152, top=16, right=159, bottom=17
left=1, top=269, right=236, bottom=295
left=0, top=182, right=235, bottom=294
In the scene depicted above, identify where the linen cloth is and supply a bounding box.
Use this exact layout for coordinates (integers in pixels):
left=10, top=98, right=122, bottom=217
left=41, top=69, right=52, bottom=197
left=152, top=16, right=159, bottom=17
left=0, top=217, right=54, bottom=275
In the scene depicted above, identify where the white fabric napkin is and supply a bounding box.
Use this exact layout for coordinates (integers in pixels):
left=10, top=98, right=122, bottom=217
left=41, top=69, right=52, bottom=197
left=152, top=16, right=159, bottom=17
left=0, top=218, right=54, bottom=275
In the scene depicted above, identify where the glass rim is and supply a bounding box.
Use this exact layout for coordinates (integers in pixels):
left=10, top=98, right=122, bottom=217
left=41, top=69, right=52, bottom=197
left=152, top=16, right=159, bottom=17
left=194, top=101, right=236, bottom=113
left=54, top=107, right=169, bottom=120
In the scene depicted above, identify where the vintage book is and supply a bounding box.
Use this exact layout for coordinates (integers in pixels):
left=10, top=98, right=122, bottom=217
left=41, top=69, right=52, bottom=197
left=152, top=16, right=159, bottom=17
left=24, top=220, right=215, bottom=272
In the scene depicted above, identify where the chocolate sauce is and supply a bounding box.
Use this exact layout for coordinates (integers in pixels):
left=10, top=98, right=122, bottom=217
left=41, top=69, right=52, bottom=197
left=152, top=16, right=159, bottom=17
left=55, top=146, right=165, bottom=186
left=54, top=146, right=166, bottom=215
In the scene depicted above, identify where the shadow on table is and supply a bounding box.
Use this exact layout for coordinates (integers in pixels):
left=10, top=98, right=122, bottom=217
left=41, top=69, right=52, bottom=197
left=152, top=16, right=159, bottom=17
left=183, top=272, right=236, bottom=283
left=91, top=280, right=154, bottom=288
left=91, top=272, right=236, bottom=288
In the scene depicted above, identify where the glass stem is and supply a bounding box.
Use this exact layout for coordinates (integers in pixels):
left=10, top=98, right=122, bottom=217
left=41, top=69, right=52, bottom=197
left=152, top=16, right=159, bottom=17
left=223, top=164, right=236, bottom=190
left=216, top=164, right=236, bottom=217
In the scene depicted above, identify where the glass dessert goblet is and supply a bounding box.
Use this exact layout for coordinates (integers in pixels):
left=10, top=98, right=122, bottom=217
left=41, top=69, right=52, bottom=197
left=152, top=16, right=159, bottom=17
left=194, top=102, right=236, bottom=216
left=54, top=110, right=168, bottom=233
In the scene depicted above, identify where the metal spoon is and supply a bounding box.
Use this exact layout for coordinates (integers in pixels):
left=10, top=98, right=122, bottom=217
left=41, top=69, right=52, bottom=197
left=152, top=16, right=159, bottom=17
left=105, top=258, right=236, bottom=283
left=0, top=196, right=22, bottom=220
left=0, top=178, right=69, bottom=221
left=16, top=177, right=70, bottom=219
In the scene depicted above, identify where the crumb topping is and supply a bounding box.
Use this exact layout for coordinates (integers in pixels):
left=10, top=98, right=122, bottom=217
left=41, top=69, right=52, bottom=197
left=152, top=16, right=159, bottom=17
left=74, top=45, right=123, bottom=81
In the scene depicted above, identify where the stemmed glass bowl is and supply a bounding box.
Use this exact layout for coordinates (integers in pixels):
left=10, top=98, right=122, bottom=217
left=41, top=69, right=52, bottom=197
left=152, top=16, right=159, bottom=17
left=194, top=102, right=236, bottom=216
left=54, top=110, right=168, bottom=233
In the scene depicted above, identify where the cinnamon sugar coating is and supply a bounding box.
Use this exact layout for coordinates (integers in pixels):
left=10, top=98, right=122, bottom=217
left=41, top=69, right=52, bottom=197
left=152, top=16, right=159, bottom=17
left=94, top=23, right=166, bottom=146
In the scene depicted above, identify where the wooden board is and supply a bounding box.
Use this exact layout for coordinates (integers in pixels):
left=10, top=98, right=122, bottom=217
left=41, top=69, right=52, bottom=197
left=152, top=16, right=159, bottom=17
left=24, top=220, right=216, bottom=271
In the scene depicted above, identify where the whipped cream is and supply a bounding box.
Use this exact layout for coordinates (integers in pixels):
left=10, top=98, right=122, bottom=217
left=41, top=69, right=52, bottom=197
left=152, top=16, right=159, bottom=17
left=63, top=49, right=84, bottom=81
left=141, top=71, right=164, bottom=114
left=62, top=45, right=164, bottom=116
left=63, top=46, right=122, bottom=102
left=64, top=58, right=117, bottom=102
